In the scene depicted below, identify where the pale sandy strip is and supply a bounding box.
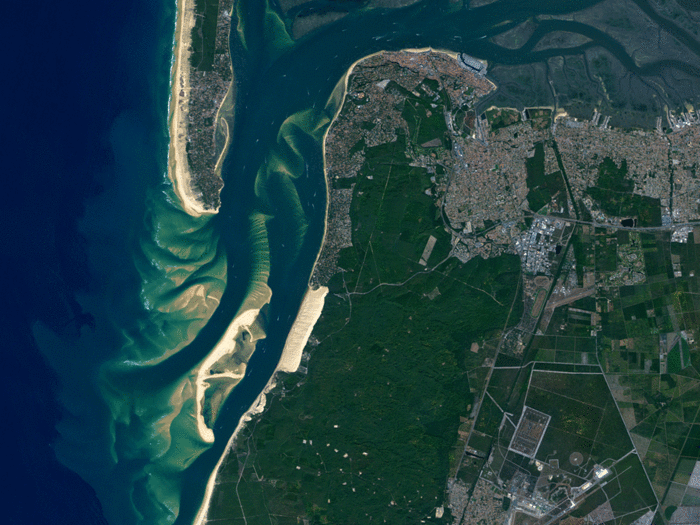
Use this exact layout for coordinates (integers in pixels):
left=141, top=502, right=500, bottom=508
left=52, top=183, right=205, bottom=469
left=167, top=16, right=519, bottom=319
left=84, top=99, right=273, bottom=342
left=276, top=286, right=328, bottom=372
left=193, top=284, right=273, bottom=443
left=167, top=0, right=218, bottom=217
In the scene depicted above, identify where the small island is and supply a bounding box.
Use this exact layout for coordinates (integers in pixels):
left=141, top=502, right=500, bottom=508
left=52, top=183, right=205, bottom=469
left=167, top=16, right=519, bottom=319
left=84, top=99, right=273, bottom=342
left=169, top=0, right=234, bottom=216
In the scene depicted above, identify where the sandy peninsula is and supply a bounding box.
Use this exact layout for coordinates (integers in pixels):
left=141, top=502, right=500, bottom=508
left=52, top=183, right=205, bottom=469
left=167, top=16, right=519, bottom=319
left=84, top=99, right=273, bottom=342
left=193, top=283, right=273, bottom=444
left=192, top=46, right=486, bottom=524
left=168, top=0, right=229, bottom=217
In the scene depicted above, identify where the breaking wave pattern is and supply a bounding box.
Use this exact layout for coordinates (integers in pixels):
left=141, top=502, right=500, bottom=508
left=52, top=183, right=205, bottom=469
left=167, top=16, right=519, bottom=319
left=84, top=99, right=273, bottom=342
left=33, top=1, right=344, bottom=524
left=96, top=187, right=228, bottom=523
left=30, top=0, right=700, bottom=522
left=38, top=79, right=342, bottom=525
left=34, top=182, right=232, bottom=525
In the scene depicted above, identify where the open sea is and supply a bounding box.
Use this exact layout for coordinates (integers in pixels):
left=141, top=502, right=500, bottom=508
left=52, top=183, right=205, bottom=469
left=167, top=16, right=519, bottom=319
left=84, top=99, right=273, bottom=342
left=3, top=0, right=651, bottom=523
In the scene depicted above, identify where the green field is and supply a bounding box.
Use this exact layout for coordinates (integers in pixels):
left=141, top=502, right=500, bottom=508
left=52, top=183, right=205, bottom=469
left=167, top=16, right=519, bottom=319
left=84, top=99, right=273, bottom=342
left=587, top=157, right=662, bottom=226
left=516, top=372, right=635, bottom=477
left=332, top=130, right=454, bottom=292
left=499, top=371, right=657, bottom=524
left=211, top=195, right=523, bottom=523
left=598, top=258, right=700, bottom=503
left=190, top=0, right=221, bottom=71
left=485, top=107, right=520, bottom=130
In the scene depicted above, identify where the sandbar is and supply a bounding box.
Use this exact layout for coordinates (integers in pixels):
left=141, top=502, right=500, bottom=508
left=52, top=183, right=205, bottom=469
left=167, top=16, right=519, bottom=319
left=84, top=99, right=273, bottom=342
left=193, top=283, right=273, bottom=443
left=193, top=285, right=328, bottom=525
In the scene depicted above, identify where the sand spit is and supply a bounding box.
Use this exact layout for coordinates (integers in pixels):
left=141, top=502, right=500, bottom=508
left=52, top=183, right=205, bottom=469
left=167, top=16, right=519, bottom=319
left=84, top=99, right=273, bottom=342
left=168, top=0, right=222, bottom=217
left=193, top=285, right=328, bottom=525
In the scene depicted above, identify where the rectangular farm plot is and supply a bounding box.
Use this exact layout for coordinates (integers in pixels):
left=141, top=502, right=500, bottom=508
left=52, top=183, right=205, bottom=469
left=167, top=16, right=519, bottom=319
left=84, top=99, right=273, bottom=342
left=509, top=406, right=551, bottom=458
left=522, top=371, right=637, bottom=476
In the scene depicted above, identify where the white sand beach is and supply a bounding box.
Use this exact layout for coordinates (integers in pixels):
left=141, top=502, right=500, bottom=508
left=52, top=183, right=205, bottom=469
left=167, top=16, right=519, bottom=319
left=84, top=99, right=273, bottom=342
left=193, top=284, right=273, bottom=443
left=168, top=0, right=220, bottom=217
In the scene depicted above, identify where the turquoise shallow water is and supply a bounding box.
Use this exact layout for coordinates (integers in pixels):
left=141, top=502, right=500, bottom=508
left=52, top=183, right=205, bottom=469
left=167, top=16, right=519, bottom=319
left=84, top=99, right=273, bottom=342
left=6, top=0, right=632, bottom=523
left=28, top=0, right=674, bottom=523
left=32, top=1, right=561, bottom=523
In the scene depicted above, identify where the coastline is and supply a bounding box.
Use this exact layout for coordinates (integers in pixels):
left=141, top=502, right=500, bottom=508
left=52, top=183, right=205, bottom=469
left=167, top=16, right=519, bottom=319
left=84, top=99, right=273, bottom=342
left=312, top=46, right=492, bottom=285
left=167, top=0, right=234, bottom=217
left=192, top=283, right=273, bottom=444
left=168, top=0, right=212, bottom=217
left=193, top=285, right=328, bottom=525
left=212, top=75, right=237, bottom=175
left=192, top=46, right=477, bottom=524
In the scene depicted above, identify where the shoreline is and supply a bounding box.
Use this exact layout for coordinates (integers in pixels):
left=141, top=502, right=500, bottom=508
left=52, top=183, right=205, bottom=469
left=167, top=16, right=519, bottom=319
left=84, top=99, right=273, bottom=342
left=313, top=47, right=448, bottom=282
left=192, top=46, right=473, bottom=524
left=193, top=285, right=328, bottom=525
left=312, top=46, right=492, bottom=285
left=212, top=72, right=237, bottom=175
left=192, top=283, right=272, bottom=444
left=168, top=0, right=214, bottom=217
left=167, top=0, right=232, bottom=217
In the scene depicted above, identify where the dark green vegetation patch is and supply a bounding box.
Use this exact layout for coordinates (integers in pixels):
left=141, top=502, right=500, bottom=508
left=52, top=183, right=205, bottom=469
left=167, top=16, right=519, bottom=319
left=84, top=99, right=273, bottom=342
left=190, top=0, right=220, bottom=71
left=587, top=157, right=661, bottom=226
left=526, top=372, right=634, bottom=473
left=213, top=214, right=522, bottom=524
left=605, top=454, right=658, bottom=518
left=396, top=79, right=450, bottom=148
left=524, top=142, right=568, bottom=214
left=205, top=65, right=525, bottom=523
left=332, top=131, right=455, bottom=291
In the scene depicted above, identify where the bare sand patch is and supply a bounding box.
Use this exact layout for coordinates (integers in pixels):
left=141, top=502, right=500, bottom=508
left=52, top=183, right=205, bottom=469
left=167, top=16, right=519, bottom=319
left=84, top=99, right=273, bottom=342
left=193, top=284, right=272, bottom=444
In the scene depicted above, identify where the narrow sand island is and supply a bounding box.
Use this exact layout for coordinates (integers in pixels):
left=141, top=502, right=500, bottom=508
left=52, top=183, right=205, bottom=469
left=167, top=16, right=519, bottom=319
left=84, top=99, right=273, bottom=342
left=193, top=283, right=273, bottom=444
left=193, top=285, right=328, bottom=525
left=169, top=0, right=209, bottom=216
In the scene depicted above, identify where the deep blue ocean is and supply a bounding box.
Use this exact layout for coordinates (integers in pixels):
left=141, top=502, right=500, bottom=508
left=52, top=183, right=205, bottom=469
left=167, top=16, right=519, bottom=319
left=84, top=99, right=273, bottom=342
left=3, top=0, right=637, bottom=523
left=3, top=0, right=174, bottom=522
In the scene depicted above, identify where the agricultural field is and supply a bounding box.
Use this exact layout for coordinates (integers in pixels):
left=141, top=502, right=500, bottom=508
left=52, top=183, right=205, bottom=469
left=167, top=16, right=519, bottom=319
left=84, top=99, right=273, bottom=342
left=500, top=219, right=700, bottom=523
left=472, top=369, right=656, bottom=525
